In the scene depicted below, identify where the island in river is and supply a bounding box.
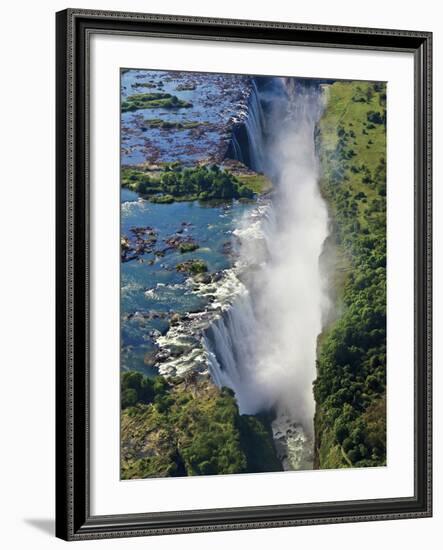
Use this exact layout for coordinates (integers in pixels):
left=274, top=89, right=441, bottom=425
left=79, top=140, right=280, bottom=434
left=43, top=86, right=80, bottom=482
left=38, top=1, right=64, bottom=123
left=120, top=69, right=387, bottom=479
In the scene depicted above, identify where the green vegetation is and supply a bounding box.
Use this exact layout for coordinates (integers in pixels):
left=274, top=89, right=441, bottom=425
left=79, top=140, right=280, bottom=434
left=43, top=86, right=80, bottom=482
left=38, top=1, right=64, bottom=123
left=176, top=259, right=207, bottom=274
left=122, top=92, right=192, bottom=112
left=179, top=242, right=199, bottom=254
left=176, top=82, right=196, bottom=91
left=236, top=173, right=273, bottom=194
left=121, top=372, right=282, bottom=478
left=121, top=370, right=167, bottom=409
left=122, top=164, right=255, bottom=201
left=149, top=194, right=174, bottom=204
left=237, top=414, right=281, bottom=473
left=143, top=118, right=202, bottom=130
left=132, top=82, right=157, bottom=89
left=314, top=81, right=387, bottom=469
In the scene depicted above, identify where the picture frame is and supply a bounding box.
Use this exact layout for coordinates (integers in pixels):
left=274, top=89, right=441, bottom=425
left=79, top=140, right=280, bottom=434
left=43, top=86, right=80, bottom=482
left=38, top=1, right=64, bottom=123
left=55, top=8, right=432, bottom=541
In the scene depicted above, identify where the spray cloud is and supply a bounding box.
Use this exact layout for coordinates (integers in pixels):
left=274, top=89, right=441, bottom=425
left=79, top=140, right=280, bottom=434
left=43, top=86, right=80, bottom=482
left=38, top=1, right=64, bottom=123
left=205, top=78, right=329, bottom=437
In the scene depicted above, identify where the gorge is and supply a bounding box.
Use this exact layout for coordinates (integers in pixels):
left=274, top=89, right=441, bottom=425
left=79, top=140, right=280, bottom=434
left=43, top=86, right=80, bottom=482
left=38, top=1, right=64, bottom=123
left=120, top=69, right=387, bottom=478
left=204, top=77, right=329, bottom=469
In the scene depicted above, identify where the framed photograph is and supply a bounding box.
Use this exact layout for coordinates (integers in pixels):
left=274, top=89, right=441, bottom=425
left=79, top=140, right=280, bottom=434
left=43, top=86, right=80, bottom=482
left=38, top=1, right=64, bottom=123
left=55, top=9, right=432, bottom=541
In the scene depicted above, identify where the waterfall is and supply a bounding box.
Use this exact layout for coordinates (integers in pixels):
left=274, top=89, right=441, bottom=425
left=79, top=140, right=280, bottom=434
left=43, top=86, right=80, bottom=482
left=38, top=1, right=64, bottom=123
left=206, top=77, right=329, bottom=468
left=230, top=134, right=245, bottom=165
left=244, top=79, right=267, bottom=172
left=205, top=286, right=272, bottom=414
left=229, top=78, right=267, bottom=172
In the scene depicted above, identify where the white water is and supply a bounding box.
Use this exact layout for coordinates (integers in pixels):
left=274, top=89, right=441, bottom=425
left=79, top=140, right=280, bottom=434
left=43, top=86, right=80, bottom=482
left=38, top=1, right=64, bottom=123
left=205, top=78, right=329, bottom=466
left=244, top=79, right=267, bottom=172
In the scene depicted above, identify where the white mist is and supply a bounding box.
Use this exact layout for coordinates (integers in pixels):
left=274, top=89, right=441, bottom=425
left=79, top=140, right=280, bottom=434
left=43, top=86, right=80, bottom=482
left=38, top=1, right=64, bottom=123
left=205, top=78, right=329, bottom=466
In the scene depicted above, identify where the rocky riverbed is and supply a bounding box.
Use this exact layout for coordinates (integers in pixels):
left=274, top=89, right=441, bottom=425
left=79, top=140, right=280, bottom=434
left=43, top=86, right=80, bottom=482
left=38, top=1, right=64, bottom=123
left=120, top=69, right=270, bottom=377
left=120, top=69, right=298, bottom=479
left=121, top=69, right=254, bottom=166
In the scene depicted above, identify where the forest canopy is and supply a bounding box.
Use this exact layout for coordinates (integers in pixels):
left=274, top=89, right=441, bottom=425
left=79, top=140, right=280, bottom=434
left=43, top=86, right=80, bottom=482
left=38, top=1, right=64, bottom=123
left=314, top=81, right=387, bottom=469
left=120, top=371, right=282, bottom=478
left=122, top=164, right=255, bottom=202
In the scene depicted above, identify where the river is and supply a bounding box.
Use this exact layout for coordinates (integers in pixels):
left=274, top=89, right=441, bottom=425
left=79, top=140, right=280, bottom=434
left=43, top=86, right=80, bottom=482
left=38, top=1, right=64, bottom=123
left=120, top=73, right=329, bottom=471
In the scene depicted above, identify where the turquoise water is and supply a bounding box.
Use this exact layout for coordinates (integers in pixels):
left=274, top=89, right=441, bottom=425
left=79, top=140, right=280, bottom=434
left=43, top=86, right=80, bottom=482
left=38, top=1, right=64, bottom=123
left=120, top=68, right=253, bottom=374
left=121, top=189, right=252, bottom=373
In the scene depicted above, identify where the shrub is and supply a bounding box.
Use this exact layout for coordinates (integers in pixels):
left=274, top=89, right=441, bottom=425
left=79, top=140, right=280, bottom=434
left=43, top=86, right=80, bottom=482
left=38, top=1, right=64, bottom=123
left=179, top=242, right=199, bottom=253
left=367, top=111, right=384, bottom=125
